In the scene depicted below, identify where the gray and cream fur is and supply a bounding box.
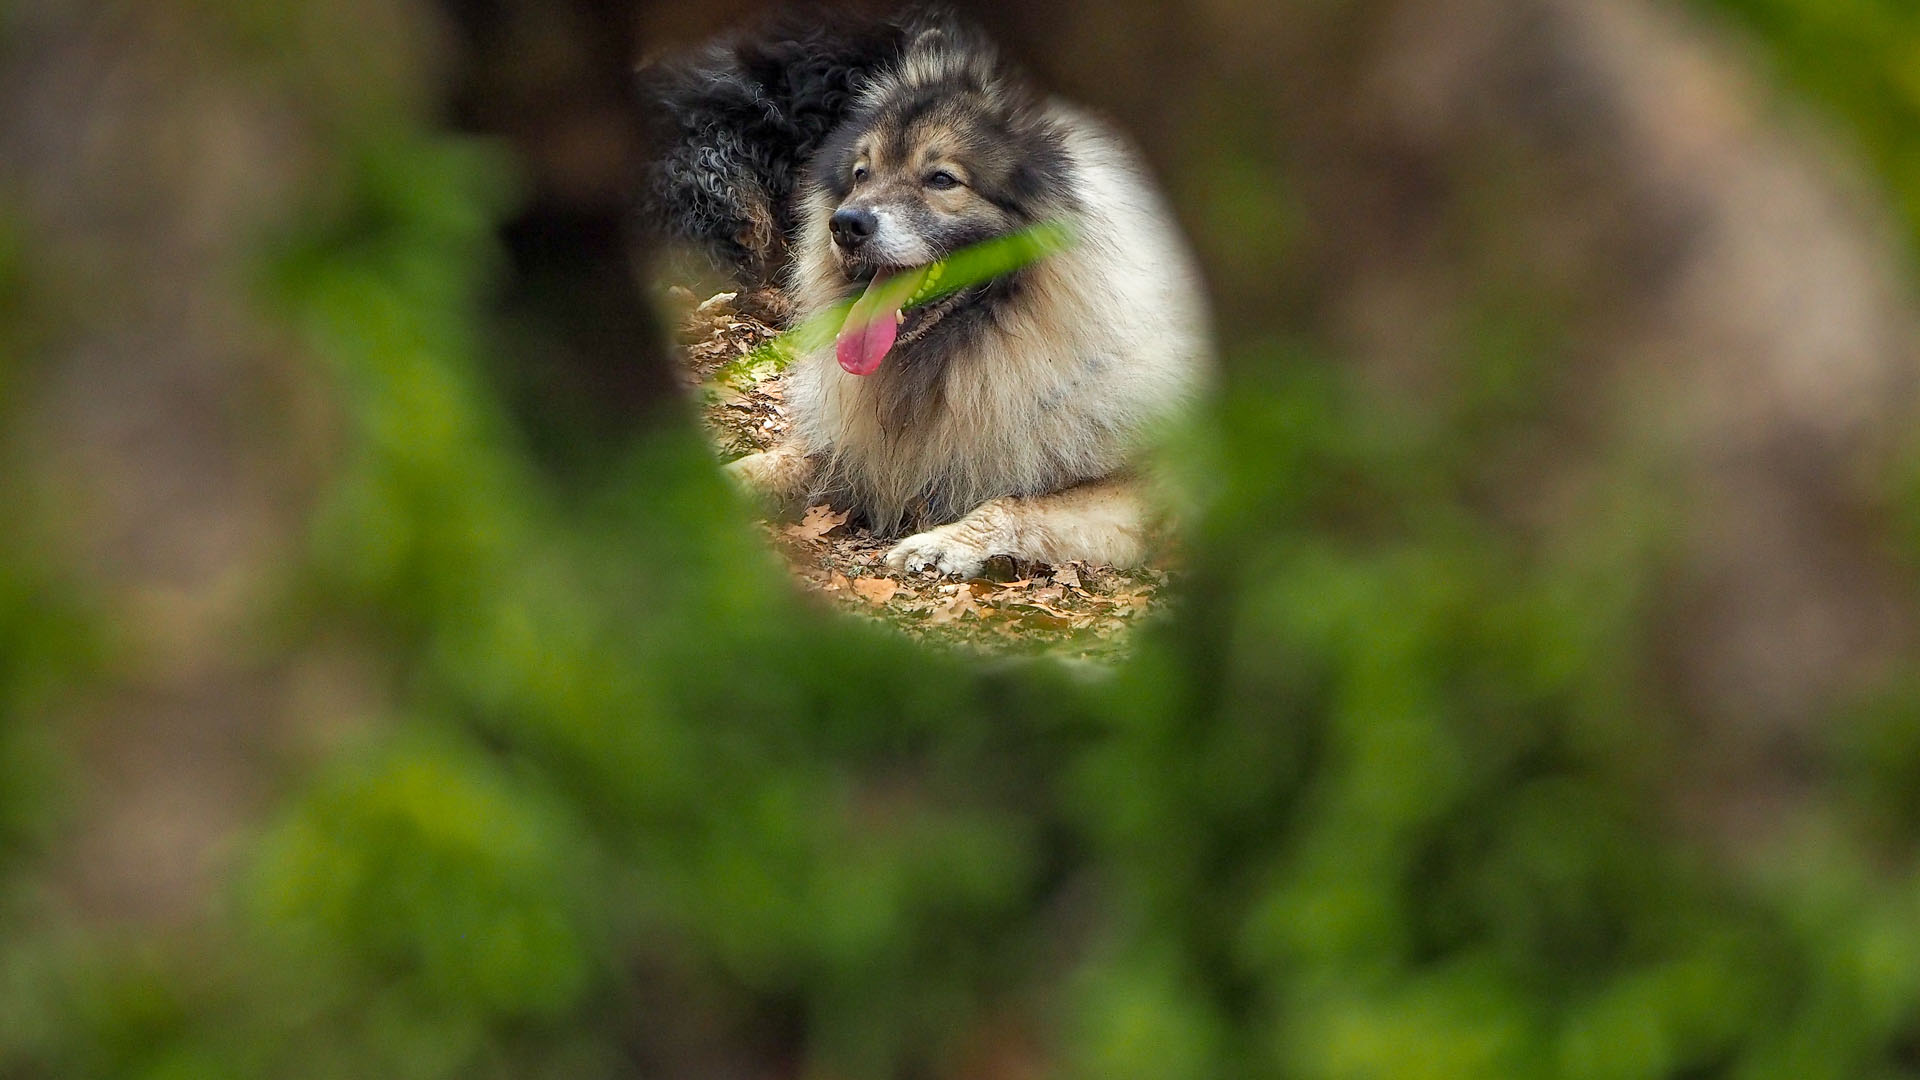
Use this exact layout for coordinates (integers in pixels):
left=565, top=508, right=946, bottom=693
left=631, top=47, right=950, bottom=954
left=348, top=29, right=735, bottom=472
left=708, top=16, right=1211, bottom=575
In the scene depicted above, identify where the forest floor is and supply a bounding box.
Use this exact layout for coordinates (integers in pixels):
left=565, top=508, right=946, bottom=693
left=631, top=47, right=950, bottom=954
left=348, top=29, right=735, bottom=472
left=668, top=286, right=1167, bottom=658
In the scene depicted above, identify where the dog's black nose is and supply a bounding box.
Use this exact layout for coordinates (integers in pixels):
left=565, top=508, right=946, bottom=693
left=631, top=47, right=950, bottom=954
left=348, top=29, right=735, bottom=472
left=830, top=207, right=877, bottom=248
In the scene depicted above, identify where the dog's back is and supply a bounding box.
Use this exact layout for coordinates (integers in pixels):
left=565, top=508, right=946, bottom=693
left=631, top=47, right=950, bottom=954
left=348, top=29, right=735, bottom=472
left=637, top=12, right=914, bottom=284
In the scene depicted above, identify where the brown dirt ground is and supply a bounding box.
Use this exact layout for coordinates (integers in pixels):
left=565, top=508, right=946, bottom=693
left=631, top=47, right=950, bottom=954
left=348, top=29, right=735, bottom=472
left=666, top=286, right=1168, bottom=657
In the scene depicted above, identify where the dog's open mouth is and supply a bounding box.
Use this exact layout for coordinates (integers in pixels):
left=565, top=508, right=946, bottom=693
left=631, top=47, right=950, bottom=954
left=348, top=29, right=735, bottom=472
left=835, top=261, right=956, bottom=376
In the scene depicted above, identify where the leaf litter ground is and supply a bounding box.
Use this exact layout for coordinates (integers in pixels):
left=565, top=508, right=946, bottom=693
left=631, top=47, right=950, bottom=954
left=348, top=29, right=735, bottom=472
left=668, top=286, right=1167, bottom=658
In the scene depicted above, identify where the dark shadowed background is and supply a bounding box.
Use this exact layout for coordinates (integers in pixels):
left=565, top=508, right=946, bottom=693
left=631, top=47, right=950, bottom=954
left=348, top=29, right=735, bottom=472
left=5, top=0, right=1920, bottom=1076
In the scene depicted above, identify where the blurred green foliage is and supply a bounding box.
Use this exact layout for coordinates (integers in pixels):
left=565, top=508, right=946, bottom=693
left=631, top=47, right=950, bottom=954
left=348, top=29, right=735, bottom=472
left=7, top=2, right=1920, bottom=1078
left=1699, top=0, right=1920, bottom=251
left=0, top=206, right=96, bottom=1072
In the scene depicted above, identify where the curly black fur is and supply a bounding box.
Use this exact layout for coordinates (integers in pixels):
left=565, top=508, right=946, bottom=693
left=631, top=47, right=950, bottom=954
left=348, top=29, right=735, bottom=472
left=636, top=10, right=929, bottom=285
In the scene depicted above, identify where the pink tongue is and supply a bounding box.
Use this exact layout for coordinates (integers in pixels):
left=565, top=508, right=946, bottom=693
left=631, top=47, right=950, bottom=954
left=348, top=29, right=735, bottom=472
left=835, top=274, right=903, bottom=376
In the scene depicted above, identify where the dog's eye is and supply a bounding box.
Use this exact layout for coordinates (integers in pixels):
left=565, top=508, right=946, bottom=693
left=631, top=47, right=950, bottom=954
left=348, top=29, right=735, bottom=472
left=852, top=164, right=869, bottom=183
left=925, top=170, right=960, bottom=190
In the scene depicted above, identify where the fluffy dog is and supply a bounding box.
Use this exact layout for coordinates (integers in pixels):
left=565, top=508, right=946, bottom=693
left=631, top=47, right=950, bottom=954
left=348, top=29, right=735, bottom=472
left=646, top=12, right=1211, bottom=576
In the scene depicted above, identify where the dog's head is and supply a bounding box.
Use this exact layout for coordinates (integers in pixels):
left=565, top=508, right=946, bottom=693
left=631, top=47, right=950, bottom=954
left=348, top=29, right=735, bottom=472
left=808, top=21, right=1075, bottom=375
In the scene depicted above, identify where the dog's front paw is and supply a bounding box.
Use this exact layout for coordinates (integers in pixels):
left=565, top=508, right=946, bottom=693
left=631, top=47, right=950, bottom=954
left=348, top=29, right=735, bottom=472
left=724, top=445, right=811, bottom=501
left=885, top=527, right=992, bottom=578
left=723, top=451, right=774, bottom=493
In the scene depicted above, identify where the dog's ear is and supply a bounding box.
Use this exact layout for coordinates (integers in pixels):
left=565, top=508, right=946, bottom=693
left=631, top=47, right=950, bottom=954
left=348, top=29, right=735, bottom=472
left=897, top=3, right=986, bottom=58
left=1007, top=120, right=1075, bottom=215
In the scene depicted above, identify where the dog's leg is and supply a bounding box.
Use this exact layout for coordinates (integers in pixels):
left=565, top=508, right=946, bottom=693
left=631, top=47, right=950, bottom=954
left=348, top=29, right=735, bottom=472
left=885, top=476, right=1152, bottom=577
left=725, top=443, right=817, bottom=502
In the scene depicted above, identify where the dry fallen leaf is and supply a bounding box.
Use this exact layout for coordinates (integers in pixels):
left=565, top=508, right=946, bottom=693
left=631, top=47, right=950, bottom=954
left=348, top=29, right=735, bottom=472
left=927, top=588, right=979, bottom=624
left=785, top=504, right=850, bottom=542
left=1011, top=598, right=1076, bottom=620
left=696, top=291, right=738, bottom=316
left=826, top=572, right=850, bottom=592
left=1053, top=564, right=1082, bottom=590
left=851, top=577, right=899, bottom=604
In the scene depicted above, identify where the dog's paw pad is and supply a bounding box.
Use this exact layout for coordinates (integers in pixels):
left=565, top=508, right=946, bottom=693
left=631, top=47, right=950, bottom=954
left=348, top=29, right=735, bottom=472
left=884, top=531, right=990, bottom=578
